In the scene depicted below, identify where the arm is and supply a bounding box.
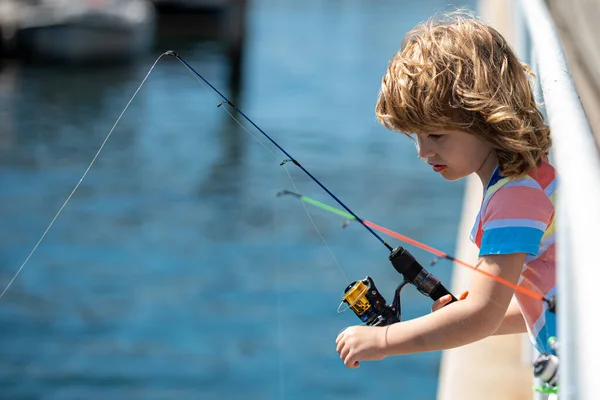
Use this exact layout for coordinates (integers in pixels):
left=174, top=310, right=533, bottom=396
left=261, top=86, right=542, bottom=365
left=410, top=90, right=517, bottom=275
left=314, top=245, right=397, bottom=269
left=380, top=252, right=525, bottom=355
left=432, top=292, right=527, bottom=336
left=492, top=296, right=527, bottom=335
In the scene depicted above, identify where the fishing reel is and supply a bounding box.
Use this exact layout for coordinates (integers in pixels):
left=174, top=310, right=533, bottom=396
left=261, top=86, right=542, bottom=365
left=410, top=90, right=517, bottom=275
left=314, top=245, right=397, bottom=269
left=533, top=327, right=559, bottom=394
left=340, top=246, right=457, bottom=326
left=340, top=276, right=406, bottom=326
left=534, top=351, right=559, bottom=388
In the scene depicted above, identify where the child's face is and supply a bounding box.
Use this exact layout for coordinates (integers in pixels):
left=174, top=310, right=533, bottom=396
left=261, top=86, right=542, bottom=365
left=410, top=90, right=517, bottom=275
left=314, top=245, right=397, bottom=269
left=413, top=130, right=494, bottom=181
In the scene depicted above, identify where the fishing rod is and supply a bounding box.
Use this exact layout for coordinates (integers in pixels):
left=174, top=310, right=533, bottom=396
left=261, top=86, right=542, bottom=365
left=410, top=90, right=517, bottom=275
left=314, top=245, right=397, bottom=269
left=167, top=50, right=458, bottom=326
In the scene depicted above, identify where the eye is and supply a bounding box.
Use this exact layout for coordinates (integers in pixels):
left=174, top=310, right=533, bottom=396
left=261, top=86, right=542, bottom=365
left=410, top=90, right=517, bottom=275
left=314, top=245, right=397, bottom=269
left=428, top=134, right=443, bottom=141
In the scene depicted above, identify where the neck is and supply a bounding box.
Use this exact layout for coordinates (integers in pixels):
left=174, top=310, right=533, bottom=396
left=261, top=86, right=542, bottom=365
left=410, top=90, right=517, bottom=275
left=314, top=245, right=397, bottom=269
left=475, top=150, right=499, bottom=188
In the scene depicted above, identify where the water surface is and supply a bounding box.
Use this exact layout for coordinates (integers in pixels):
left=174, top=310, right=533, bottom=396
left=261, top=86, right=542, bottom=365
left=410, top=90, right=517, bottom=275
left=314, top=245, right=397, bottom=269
left=0, top=1, right=476, bottom=398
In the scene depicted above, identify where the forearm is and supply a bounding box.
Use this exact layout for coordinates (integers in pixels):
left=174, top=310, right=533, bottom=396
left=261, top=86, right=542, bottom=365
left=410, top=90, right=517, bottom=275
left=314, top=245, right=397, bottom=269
left=379, top=253, right=524, bottom=357
left=382, top=299, right=499, bottom=356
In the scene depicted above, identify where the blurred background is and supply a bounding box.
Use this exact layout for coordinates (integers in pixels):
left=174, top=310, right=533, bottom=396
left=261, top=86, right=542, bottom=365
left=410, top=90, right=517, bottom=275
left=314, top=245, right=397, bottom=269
left=0, top=0, right=597, bottom=399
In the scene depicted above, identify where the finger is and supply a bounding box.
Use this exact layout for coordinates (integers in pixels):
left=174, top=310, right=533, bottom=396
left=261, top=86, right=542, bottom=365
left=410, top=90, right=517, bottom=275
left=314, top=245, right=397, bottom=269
left=336, top=340, right=344, bottom=354
left=344, top=354, right=359, bottom=369
left=431, top=294, right=452, bottom=312
left=336, top=331, right=345, bottom=344
left=344, top=353, right=353, bottom=368
left=341, top=346, right=351, bottom=362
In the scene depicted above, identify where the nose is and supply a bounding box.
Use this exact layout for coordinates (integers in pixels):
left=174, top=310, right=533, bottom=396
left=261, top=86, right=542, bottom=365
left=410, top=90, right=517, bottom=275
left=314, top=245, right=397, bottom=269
left=416, top=137, right=435, bottom=159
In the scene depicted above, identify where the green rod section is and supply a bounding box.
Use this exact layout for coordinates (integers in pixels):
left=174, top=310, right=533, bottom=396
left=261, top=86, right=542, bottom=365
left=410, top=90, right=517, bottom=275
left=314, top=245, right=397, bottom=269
left=300, top=195, right=356, bottom=220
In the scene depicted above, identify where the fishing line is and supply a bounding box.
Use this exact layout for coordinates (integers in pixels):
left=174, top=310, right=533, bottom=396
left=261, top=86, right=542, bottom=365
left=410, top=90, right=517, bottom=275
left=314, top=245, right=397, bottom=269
left=0, top=53, right=167, bottom=300
left=0, top=50, right=349, bottom=304
left=272, top=167, right=286, bottom=400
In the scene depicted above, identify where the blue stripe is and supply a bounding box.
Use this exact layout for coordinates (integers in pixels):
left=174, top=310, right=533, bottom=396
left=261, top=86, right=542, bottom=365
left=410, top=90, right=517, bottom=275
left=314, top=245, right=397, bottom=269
left=534, top=310, right=557, bottom=355
left=485, top=166, right=503, bottom=190
left=470, top=213, right=480, bottom=243
left=482, top=218, right=547, bottom=231
left=545, top=178, right=558, bottom=197
left=479, top=226, right=545, bottom=256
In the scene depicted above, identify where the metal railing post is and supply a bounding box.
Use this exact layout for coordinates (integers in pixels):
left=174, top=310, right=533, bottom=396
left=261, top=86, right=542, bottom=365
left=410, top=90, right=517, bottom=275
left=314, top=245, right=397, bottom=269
left=517, top=0, right=600, bottom=398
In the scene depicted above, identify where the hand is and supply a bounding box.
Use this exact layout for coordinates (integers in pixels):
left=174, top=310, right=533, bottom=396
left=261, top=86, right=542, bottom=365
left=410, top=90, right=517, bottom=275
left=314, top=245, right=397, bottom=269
left=335, top=325, right=387, bottom=368
left=431, top=290, right=469, bottom=312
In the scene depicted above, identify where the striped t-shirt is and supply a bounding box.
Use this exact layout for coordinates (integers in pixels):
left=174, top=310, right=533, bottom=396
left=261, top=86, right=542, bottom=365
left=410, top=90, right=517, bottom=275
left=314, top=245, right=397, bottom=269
left=470, top=160, right=557, bottom=354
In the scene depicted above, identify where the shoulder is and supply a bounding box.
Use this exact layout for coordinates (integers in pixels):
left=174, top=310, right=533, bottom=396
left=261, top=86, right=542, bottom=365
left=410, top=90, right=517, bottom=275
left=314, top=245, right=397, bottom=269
left=477, top=173, right=554, bottom=256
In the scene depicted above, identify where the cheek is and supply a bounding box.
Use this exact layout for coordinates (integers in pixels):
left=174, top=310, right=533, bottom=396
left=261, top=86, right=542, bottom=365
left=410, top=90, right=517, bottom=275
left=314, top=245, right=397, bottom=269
left=448, top=141, right=490, bottom=170
left=446, top=149, right=475, bottom=170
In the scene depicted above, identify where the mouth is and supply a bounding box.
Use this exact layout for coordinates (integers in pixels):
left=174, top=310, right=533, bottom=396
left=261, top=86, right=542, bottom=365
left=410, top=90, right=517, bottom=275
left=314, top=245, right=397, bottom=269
left=429, top=163, right=447, bottom=172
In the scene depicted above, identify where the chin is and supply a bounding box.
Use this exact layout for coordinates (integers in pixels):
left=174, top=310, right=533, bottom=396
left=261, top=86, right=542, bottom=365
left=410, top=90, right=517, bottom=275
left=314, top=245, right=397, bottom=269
left=439, top=169, right=467, bottom=182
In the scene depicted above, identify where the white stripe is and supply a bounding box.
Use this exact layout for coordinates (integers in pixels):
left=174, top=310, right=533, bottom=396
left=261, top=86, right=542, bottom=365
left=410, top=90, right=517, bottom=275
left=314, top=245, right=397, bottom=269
left=503, top=178, right=543, bottom=190
left=531, top=312, right=546, bottom=339
left=482, top=218, right=547, bottom=231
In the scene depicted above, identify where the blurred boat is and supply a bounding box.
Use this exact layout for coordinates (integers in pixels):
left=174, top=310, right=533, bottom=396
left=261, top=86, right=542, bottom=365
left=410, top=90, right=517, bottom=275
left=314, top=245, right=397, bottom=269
left=14, top=0, right=156, bottom=63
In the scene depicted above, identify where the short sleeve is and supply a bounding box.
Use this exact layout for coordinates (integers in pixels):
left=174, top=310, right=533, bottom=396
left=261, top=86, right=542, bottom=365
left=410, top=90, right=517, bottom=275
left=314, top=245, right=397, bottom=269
left=479, top=185, right=554, bottom=256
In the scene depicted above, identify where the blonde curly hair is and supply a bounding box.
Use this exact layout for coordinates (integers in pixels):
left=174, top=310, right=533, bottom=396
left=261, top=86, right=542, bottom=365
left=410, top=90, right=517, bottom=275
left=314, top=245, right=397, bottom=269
left=375, top=11, right=551, bottom=178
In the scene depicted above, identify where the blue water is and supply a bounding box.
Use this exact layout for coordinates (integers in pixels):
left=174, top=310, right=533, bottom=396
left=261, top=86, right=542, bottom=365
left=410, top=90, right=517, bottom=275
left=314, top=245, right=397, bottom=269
left=0, top=0, right=476, bottom=399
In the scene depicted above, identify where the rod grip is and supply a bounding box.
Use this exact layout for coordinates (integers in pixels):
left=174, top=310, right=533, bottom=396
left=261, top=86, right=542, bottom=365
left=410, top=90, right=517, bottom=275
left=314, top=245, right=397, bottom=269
left=429, top=283, right=458, bottom=303
left=389, top=245, right=458, bottom=304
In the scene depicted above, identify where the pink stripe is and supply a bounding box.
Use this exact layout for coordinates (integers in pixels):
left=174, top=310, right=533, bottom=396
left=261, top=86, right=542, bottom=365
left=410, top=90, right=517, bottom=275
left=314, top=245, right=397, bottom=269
left=518, top=243, right=556, bottom=324
left=483, top=186, right=554, bottom=223
left=523, top=245, right=556, bottom=291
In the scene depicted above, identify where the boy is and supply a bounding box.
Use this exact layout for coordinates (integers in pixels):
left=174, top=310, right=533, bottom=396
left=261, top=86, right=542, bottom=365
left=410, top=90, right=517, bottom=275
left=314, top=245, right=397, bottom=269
left=335, top=11, right=557, bottom=374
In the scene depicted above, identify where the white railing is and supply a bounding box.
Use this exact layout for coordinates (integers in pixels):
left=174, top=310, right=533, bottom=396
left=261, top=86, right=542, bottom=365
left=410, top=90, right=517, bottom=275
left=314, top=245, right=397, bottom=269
left=513, top=0, right=600, bottom=399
